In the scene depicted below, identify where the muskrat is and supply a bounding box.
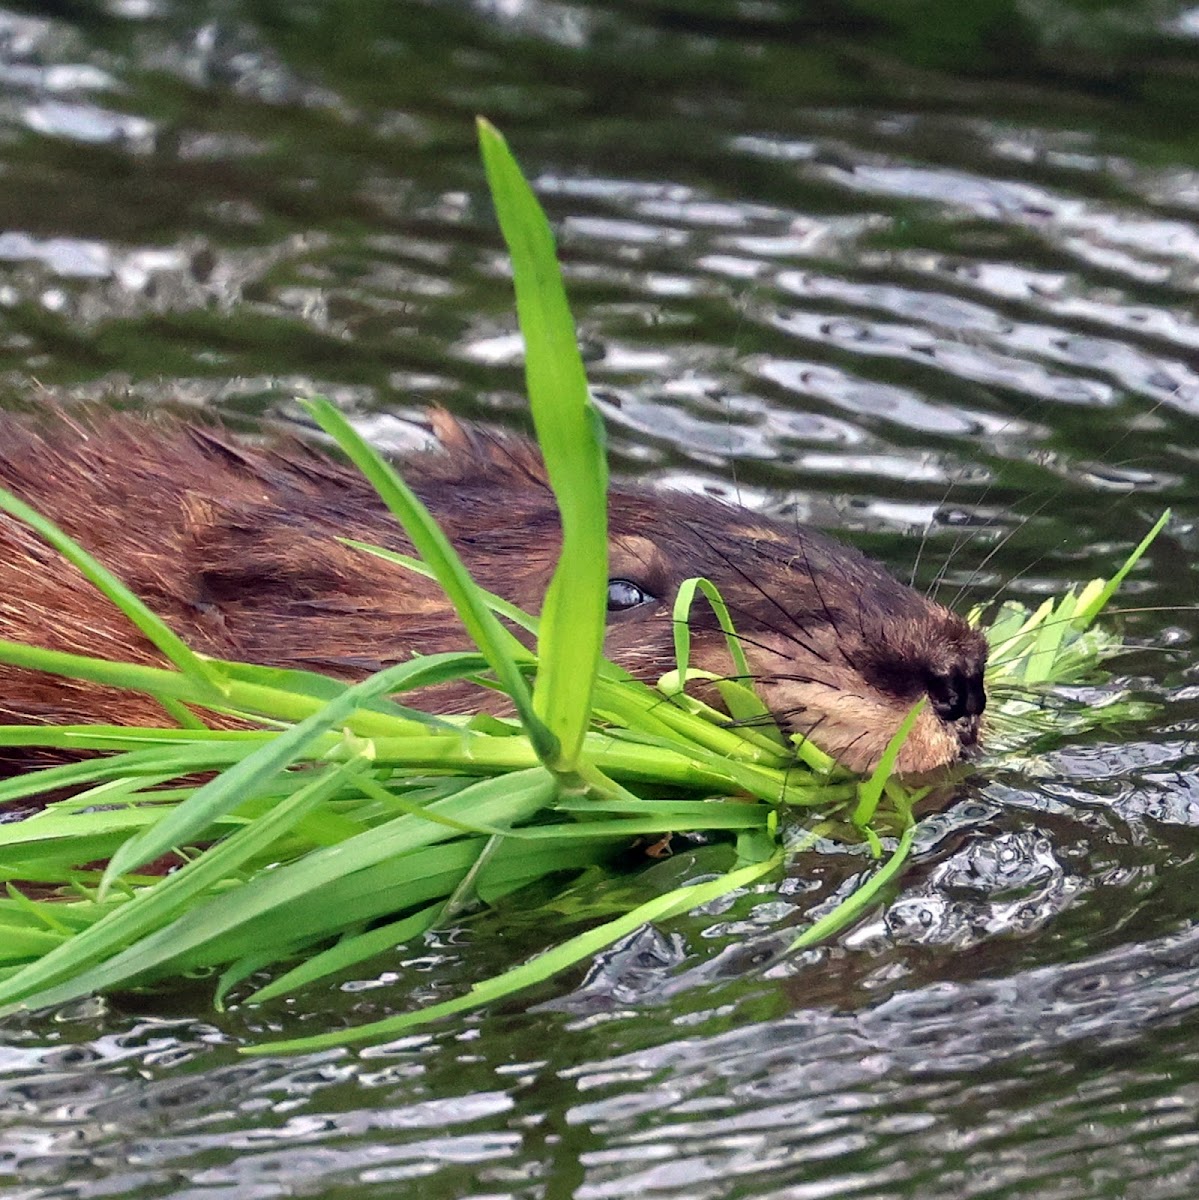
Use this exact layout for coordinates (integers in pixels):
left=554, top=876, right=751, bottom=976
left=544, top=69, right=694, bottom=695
left=0, top=407, right=986, bottom=776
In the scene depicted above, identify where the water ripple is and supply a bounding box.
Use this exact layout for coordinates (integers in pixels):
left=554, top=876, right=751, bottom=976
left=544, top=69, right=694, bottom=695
left=2, top=2, right=1199, bottom=1197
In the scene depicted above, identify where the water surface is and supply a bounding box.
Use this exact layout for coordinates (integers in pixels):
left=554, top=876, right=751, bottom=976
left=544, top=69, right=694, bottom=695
left=1, top=2, right=1198, bottom=1197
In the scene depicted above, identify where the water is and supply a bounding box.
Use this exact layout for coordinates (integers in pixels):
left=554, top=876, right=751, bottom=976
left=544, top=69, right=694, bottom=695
left=2, top=2, right=1198, bottom=1196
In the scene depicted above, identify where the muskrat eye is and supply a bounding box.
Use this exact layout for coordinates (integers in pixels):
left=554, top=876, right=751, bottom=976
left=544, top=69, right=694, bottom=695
left=607, top=579, right=654, bottom=613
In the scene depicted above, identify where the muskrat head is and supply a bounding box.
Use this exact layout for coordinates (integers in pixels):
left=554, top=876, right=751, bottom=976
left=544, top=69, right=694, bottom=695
left=599, top=485, right=988, bottom=776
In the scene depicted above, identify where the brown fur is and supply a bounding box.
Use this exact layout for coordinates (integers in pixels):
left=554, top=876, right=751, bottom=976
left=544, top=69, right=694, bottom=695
left=0, top=408, right=987, bottom=776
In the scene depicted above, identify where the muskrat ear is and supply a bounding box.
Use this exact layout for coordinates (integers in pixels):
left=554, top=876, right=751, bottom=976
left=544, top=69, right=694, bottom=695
left=428, top=407, right=474, bottom=455
left=425, top=406, right=548, bottom=487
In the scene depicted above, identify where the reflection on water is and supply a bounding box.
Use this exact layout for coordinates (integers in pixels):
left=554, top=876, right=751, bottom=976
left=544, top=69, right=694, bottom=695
left=1, top=1, right=1198, bottom=1197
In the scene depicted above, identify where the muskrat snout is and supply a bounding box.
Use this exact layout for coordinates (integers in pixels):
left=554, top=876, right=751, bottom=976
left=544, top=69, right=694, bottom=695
left=925, top=663, right=987, bottom=753
left=925, top=665, right=987, bottom=726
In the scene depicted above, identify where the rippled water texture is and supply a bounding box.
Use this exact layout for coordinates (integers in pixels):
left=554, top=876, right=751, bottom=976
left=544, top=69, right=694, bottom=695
left=1, top=2, right=1198, bottom=1197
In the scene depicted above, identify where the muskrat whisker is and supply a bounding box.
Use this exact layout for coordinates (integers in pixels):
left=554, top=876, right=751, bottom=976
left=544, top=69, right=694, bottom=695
left=1089, top=604, right=1198, bottom=618
left=724, top=713, right=783, bottom=730
left=939, top=487, right=1067, bottom=609
left=727, top=704, right=813, bottom=733
left=969, top=518, right=1169, bottom=614
left=939, top=389, right=1178, bottom=610
left=796, top=539, right=842, bottom=637
left=668, top=618, right=804, bottom=663
left=985, top=683, right=1074, bottom=705
left=936, top=480, right=1079, bottom=609
left=703, top=539, right=832, bottom=663
left=700, top=671, right=763, bottom=686
left=997, top=643, right=1181, bottom=662
left=964, top=527, right=1079, bottom=613
left=834, top=727, right=871, bottom=767
left=707, top=593, right=844, bottom=668
left=912, top=388, right=1054, bottom=592
left=768, top=672, right=843, bottom=690
left=795, top=713, right=828, bottom=744
left=835, top=643, right=858, bottom=672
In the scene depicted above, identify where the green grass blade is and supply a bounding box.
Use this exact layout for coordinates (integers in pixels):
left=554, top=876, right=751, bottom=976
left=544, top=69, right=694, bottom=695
left=478, top=117, right=609, bottom=773
left=0, top=638, right=217, bottom=703
left=0, top=485, right=219, bottom=687
left=666, top=576, right=787, bottom=748
left=852, top=698, right=926, bottom=827
left=245, top=846, right=784, bottom=1054
left=210, top=658, right=454, bottom=728
left=173, top=841, right=487, bottom=977
left=0, top=639, right=474, bottom=742
left=1072, top=509, right=1171, bottom=630
left=783, top=821, right=916, bottom=955
left=243, top=902, right=443, bottom=1005
left=1023, top=590, right=1078, bottom=684
left=0, top=742, right=257, bottom=808
left=671, top=576, right=752, bottom=682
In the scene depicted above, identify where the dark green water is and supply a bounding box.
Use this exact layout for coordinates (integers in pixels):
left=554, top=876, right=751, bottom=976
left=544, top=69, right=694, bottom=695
left=2, top=2, right=1199, bottom=1197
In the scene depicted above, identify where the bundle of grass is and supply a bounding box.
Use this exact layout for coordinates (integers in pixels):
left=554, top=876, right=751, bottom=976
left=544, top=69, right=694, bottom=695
left=0, top=122, right=1168, bottom=1053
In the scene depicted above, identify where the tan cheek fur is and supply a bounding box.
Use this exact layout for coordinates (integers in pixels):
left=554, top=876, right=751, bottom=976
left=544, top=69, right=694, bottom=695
left=689, top=629, right=962, bottom=776
left=752, top=675, right=960, bottom=775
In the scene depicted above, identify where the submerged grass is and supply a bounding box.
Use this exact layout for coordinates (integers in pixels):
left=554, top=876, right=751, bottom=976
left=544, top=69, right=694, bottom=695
left=0, top=121, right=1170, bottom=1050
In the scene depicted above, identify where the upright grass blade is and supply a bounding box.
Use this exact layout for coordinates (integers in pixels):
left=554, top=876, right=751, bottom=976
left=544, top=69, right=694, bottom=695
left=1072, top=508, right=1171, bottom=630
left=852, top=699, right=927, bottom=828
left=478, top=117, right=609, bottom=774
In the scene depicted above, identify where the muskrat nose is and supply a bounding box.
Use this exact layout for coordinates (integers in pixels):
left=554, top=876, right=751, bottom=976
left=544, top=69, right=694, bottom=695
left=926, top=669, right=986, bottom=725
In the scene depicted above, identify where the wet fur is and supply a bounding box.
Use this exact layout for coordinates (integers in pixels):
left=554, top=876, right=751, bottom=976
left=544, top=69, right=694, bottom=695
left=0, top=408, right=987, bottom=775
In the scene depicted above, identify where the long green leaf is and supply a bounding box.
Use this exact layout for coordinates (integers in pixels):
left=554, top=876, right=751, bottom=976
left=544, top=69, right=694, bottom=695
left=478, top=117, right=609, bottom=773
